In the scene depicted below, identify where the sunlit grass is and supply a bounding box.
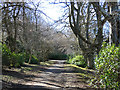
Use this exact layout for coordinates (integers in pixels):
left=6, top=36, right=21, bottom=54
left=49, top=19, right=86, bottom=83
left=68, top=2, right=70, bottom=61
left=64, top=64, right=95, bottom=79
left=76, top=73, right=94, bottom=79
left=24, top=63, right=39, bottom=66
left=65, top=64, right=95, bottom=72
left=22, top=67, right=32, bottom=71
left=40, top=60, right=56, bottom=66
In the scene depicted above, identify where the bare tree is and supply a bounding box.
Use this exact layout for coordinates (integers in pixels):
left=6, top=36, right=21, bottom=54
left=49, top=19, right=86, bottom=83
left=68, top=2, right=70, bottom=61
left=92, top=2, right=120, bottom=46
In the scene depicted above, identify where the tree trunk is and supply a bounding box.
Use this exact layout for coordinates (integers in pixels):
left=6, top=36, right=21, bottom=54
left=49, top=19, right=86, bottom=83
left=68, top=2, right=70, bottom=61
left=13, top=16, right=17, bottom=52
left=117, top=20, right=120, bottom=45
left=78, top=37, right=95, bottom=69
left=87, top=52, right=94, bottom=69
left=28, top=55, right=31, bottom=64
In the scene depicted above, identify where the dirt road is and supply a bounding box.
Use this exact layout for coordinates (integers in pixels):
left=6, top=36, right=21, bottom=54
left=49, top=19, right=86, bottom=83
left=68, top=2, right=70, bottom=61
left=23, top=60, right=89, bottom=89
left=2, top=60, right=91, bottom=90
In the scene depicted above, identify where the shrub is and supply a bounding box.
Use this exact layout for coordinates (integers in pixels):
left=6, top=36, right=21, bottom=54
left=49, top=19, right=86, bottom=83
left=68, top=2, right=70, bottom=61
left=24, top=53, right=30, bottom=63
left=2, top=44, right=11, bottom=66
left=48, top=53, right=68, bottom=60
left=10, top=52, right=25, bottom=67
left=2, top=44, right=25, bottom=67
left=68, top=55, right=86, bottom=68
left=2, top=43, right=40, bottom=67
left=25, top=54, right=39, bottom=64
left=30, top=55, right=39, bottom=64
left=93, top=42, right=120, bottom=89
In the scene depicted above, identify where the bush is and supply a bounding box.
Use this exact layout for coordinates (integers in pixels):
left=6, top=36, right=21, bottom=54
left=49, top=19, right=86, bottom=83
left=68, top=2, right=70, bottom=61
left=93, top=42, right=120, bottom=89
left=68, top=55, right=86, bottom=68
left=10, top=52, right=25, bottom=67
left=24, top=53, right=30, bottom=63
left=48, top=53, right=68, bottom=60
left=2, top=44, right=11, bottom=66
left=2, top=44, right=25, bottom=67
left=30, top=55, right=39, bottom=64
left=2, top=44, right=40, bottom=67
left=25, top=54, right=39, bottom=64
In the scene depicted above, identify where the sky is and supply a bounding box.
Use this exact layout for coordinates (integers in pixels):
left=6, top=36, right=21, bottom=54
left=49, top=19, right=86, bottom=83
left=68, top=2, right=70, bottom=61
left=39, top=1, right=67, bottom=31
left=35, top=0, right=65, bottom=22
left=41, top=2, right=62, bottom=21
left=30, top=0, right=119, bottom=34
left=34, top=0, right=120, bottom=21
left=27, top=0, right=64, bottom=22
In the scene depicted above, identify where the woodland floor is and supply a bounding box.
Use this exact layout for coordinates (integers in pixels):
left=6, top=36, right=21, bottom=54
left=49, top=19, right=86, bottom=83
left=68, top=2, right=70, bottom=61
left=2, top=60, right=96, bottom=90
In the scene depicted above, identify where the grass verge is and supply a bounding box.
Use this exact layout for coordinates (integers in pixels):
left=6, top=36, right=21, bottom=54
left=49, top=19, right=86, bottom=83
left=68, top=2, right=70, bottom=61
left=65, top=64, right=95, bottom=79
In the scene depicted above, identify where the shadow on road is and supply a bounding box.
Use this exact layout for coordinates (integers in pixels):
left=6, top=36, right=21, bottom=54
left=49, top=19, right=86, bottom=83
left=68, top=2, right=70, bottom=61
left=2, top=60, right=97, bottom=90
